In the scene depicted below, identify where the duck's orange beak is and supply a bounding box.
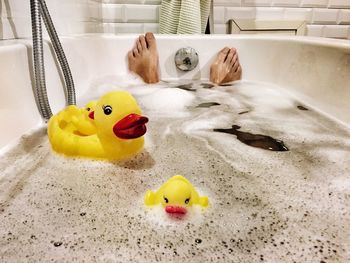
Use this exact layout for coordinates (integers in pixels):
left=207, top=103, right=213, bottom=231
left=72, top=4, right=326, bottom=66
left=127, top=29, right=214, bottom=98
left=165, top=205, right=187, bottom=215
left=88, top=111, right=94, bottom=119
left=113, top=113, right=148, bottom=139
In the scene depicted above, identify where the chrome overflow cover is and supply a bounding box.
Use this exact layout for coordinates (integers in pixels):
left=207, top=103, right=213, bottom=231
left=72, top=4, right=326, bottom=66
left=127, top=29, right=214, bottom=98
left=174, top=47, right=199, bottom=71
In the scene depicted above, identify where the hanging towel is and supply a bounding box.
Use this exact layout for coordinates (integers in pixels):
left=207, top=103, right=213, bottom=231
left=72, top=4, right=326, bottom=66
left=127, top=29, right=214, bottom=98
left=159, top=0, right=211, bottom=34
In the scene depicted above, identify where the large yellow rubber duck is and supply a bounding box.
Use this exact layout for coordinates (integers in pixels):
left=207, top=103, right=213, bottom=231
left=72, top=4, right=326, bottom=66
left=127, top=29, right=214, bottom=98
left=48, top=91, right=148, bottom=160
left=144, top=175, right=209, bottom=215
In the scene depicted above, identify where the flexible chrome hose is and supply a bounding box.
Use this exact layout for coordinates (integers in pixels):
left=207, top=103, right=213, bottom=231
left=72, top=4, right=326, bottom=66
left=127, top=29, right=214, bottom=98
left=38, top=0, right=76, bottom=106
left=30, top=0, right=52, bottom=120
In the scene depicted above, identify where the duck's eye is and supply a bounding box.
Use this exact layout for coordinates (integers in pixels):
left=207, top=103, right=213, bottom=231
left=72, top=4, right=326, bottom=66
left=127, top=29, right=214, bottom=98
left=103, top=105, right=112, bottom=115
left=86, top=107, right=91, bottom=111
left=185, top=198, right=190, bottom=204
left=164, top=197, right=169, bottom=203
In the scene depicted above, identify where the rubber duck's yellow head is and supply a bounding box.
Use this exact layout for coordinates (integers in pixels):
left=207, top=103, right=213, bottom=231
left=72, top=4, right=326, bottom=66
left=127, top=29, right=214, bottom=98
left=161, top=179, right=193, bottom=214
left=90, top=91, right=148, bottom=141
left=74, top=101, right=97, bottom=136
left=85, top=101, right=97, bottom=119
left=144, top=175, right=209, bottom=216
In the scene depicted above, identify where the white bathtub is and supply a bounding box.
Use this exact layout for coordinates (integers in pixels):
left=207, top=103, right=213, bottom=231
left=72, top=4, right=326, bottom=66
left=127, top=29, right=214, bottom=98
left=0, top=35, right=349, bottom=262
left=0, top=34, right=349, bottom=150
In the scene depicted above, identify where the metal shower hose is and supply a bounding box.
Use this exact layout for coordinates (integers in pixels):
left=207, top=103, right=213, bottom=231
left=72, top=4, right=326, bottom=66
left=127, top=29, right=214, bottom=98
left=30, top=0, right=76, bottom=121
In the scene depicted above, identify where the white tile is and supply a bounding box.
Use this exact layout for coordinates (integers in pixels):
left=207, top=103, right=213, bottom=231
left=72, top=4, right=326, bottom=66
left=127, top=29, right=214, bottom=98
left=95, top=0, right=153, bottom=3
left=284, top=8, right=312, bottom=22
left=323, top=25, right=350, bottom=38
left=328, top=0, right=350, bottom=8
left=101, top=4, right=124, bottom=22
left=242, top=0, right=272, bottom=6
left=300, top=0, right=328, bottom=7
left=214, top=7, right=225, bottom=24
left=225, top=7, right=256, bottom=20
left=106, top=23, right=144, bottom=33
left=0, top=0, right=30, bottom=19
left=108, top=0, right=145, bottom=3
left=127, top=0, right=146, bottom=3
left=49, top=0, right=70, bottom=20
left=88, top=1, right=102, bottom=19
left=97, top=0, right=124, bottom=3
left=143, top=23, right=159, bottom=33
left=214, top=24, right=227, bottom=34
left=306, top=24, right=324, bottom=37
left=338, top=10, right=350, bottom=24
left=0, top=0, right=103, bottom=39
left=67, top=21, right=98, bottom=34
left=94, top=22, right=105, bottom=33
left=104, top=23, right=117, bottom=34
left=0, top=17, right=31, bottom=39
left=272, top=0, right=299, bottom=7
left=256, top=7, right=285, bottom=19
left=143, top=0, right=161, bottom=4
left=312, top=9, right=339, bottom=24
left=59, top=1, right=93, bottom=21
left=214, top=0, right=242, bottom=6
left=124, top=4, right=158, bottom=22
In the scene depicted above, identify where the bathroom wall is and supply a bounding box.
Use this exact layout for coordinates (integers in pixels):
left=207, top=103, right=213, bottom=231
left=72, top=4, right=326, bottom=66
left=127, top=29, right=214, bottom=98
left=0, top=0, right=349, bottom=39
left=94, top=0, right=160, bottom=34
left=97, top=0, right=350, bottom=38
left=0, top=0, right=99, bottom=40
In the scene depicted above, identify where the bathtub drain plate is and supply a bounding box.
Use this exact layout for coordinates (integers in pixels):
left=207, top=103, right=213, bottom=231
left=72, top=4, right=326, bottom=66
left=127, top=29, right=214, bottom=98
left=175, top=47, right=199, bottom=71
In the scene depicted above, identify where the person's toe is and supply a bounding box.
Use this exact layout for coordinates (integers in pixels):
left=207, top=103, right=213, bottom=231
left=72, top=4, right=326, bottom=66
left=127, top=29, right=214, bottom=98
left=230, top=53, right=238, bottom=67
left=127, top=51, right=134, bottom=70
left=139, top=35, right=147, bottom=49
left=136, top=38, right=143, bottom=54
left=217, top=47, right=230, bottom=62
left=232, top=58, right=239, bottom=72
left=128, top=50, right=134, bottom=60
left=226, top=48, right=236, bottom=64
left=236, top=65, right=242, bottom=74
left=145, top=32, right=157, bottom=50
left=133, top=47, right=139, bottom=57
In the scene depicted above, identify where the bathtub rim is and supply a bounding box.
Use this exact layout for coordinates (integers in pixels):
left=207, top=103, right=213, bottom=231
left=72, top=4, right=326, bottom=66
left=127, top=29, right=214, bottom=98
left=0, top=33, right=349, bottom=51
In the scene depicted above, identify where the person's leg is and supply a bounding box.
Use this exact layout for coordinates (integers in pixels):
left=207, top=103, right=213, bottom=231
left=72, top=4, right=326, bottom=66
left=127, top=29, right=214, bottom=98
left=128, top=32, right=160, bottom=84
left=209, top=47, right=242, bottom=85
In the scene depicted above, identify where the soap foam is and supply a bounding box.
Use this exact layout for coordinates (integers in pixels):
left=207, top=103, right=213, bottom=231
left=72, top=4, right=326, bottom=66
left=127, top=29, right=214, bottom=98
left=0, top=78, right=349, bottom=262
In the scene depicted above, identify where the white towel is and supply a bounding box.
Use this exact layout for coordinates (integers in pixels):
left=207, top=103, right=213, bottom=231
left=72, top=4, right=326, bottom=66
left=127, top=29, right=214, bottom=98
left=159, top=0, right=211, bottom=34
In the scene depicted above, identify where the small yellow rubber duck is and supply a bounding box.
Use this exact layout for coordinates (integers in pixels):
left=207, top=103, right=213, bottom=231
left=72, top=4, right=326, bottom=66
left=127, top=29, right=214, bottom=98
left=48, top=91, right=148, bottom=160
left=144, top=175, right=209, bottom=215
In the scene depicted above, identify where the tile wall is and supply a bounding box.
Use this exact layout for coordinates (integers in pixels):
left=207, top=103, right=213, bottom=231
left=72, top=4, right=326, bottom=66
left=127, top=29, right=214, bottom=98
left=0, top=0, right=99, bottom=40
left=95, top=0, right=160, bottom=34
left=0, top=0, right=349, bottom=39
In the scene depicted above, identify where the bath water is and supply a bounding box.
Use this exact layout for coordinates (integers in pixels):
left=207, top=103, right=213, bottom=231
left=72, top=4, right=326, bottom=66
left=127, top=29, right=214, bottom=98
left=0, top=76, right=349, bottom=262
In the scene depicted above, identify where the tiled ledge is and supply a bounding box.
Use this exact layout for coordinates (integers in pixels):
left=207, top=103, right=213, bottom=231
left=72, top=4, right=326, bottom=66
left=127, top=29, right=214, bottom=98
left=216, top=6, right=350, bottom=24
left=214, top=0, right=350, bottom=8
left=214, top=6, right=350, bottom=38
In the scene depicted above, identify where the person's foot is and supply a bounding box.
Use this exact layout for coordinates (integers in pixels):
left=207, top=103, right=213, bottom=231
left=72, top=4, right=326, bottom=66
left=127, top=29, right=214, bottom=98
left=128, top=32, right=160, bottom=84
left=209, top=47, right=242, bottom=85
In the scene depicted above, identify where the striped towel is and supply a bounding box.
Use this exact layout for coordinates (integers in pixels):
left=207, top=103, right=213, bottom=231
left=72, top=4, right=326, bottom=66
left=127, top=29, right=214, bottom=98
left=159, top=0, right=211, bottom=34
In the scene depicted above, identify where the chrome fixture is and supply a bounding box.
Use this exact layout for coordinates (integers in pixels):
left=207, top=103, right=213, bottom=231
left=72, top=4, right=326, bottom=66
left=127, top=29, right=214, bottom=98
left=30, top=0, right=76, bottom=121
left=174, top=47, right=199, bottom=71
